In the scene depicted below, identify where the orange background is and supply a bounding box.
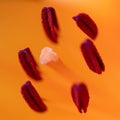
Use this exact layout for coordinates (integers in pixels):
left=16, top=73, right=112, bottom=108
left=0, top=0, right=120, bottom=120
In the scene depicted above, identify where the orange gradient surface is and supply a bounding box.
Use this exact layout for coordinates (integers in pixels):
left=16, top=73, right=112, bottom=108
left=0, top=0, right=120, bottom=120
